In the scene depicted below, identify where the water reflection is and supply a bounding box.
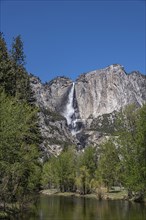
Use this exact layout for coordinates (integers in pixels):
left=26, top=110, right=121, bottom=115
left=11, top=195, right=146, bottom=220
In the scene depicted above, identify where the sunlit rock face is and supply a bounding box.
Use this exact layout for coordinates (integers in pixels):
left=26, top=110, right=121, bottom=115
left=30, top=76, right=77, bottom=159
left=30, top=76, right=72, bottom=112
left=30, top=64, right=146, bottom=153
left=30, top=65, right=146, bottom=124
left=75, top=64, right=146, bottom=120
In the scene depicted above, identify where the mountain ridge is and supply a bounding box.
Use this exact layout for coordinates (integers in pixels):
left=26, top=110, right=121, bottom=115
left=30, top=64, right=146, bottom=156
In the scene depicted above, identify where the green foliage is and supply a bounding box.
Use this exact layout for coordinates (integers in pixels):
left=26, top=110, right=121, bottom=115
left=0, top=34, right=33, bottom=102
left=41, top=158, right=57, bottom=188
left=79, top=147, right=97, bottom=178
left=0, top=34, right=42, bottom=214
left=0, top=32, right=9, bottom=61
left=96, top=104, right=146, bottom=197
left=41, top=104, right=146, bottom=200
left=75, top=147, right=98, bottom=194
left=97, top=140, right=121, bottom=191
left=75, top=165, right=90, bottom=195
left=41, top=146, right=98, bottom=195
left=117, top=104, right=146, bottom=194
left=11, top=35, right=26, bottom=67
left=0, top=33, right=16, bottom=96
left=0, top=92, right=41, bottom=209
left=41, top=147, right=76, bottom=192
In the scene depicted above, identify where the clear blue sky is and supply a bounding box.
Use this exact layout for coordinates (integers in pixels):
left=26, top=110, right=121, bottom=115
left=1, top=0, right=146, bottom=82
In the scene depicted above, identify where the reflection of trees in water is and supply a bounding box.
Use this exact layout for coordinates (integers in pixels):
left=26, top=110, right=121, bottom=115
left=21, top=196, right=146, bottom=220
left=83, top=198, right=86, bottom=218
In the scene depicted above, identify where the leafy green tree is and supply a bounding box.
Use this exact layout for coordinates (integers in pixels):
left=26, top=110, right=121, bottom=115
left=41, top=147, right=76, bottom=192
left=80, top=146, right=97, bottom=179
left=41, top=157, right=59, bottom=189
left=75, top=166, right=90, bottom=195
left=0, top=92, right=41, bottom=210
left=116, top=104, right=146, bottom=198
left=97, top=139, right=121, bottom=191
left=76, top=146, right=97, bottom=194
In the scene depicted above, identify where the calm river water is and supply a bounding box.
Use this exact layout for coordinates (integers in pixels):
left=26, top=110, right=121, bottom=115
left=11, top=195, right=146, bottom=220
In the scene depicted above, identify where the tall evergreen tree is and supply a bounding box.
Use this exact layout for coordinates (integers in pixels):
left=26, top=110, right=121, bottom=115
left=6, top=35, right=34, bottom=102
left=0, top=33, right=16, bottom=96
left=0, top=32, right=9, bottom=61
left=11, top=35, right=26, bottom=67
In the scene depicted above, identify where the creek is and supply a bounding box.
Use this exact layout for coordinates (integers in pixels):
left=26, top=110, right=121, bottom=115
left=10, top=195, right=146, bottom=220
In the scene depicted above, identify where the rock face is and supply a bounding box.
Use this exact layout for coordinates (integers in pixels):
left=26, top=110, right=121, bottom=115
left=30, top=76, right=72, bottom=112
left=75, top=64, right=146, bottom=120
left=30, top=64, right=146, bottom=155
left=30, top=76, right=77, bottom=159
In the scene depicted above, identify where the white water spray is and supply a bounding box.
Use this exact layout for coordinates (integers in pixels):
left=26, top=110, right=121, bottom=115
left=63, top=83, right=77, bottom=134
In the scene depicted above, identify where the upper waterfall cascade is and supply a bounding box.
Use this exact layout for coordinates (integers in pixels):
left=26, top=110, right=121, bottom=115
left=63, top=83, right=79, bottom=135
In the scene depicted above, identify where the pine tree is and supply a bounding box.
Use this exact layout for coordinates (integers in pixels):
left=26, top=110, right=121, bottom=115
left=0, top=33, right=16, bottom=96
left=0, top=34, right=28, bottom=98
left=9, top=35, right=33, bottom=102
left=11, top=35, right=26, bottom=67
left=0, top=32, right=9, bottom=61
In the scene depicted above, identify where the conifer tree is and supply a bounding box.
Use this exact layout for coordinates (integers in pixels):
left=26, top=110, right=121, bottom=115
left=0, top=32, right=9, bottom=61
left=10, top=35, right=33, bottom=102
left=0, top=33, right=16, bottom=96
left=11, top=35, right=26, bottom=67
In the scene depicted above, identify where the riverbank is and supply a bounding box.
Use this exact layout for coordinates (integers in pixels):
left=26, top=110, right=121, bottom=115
left=40, top=189, right=128, bottom=201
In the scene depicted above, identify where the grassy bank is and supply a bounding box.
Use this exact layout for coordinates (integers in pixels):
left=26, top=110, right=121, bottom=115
left=40, top=189, right=128, bottom=200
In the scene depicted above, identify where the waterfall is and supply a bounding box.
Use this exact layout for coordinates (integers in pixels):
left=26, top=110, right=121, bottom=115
left=63, top=83, right=77, bottom=135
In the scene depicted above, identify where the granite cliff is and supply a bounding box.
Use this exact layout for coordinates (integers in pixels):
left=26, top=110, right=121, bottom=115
left=30, top=64, right=146, bottom=156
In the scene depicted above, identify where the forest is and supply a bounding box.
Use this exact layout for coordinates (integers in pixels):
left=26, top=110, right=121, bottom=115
left=0, top=33, right=146, bottom=217
left=41, top=104, right=146, bottom=200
